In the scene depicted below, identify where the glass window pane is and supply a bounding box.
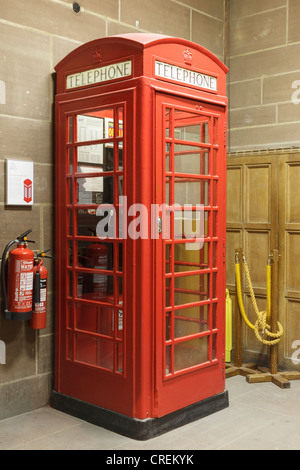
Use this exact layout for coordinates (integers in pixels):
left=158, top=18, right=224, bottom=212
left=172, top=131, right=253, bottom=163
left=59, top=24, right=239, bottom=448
left=75, top=333, right=114, bottom=370
left=77, top=240, right=113, bottom=271
left=174, top=242, right=209, bottom=272
left=76, top=176, right=113, bottom=205
left=174, top=145, right=209, bottom=175
left=213, top=117, right=218, bottom=145
left=77, top=144, right=115, bottom=171
left=76, top=208, right=116, bottom=238
left=117, top=107, right=123, bottom=138
left=67, top=116, right=73, bottom=143
left=174, top=336, right=208, bottom=371
left=68, top=271, right=73, bottom=297
left=174, top=110, right=210, bottom=144
left=67, top=331, right=73, bottom=360
left=67, top=210, right=73, bottom=235
left=118, top=141, right=123, bottom=171
left=165, top=108, right=171, bottom=138
left=165, top=143, right=170, bottom=172
left=174, top=273, right=209, bottom=306
left=68, top=240, right=73, bottom=267
left=174, top=304, right=209, bottom=338
left=76, top=302, right=99, bottom=333
left=76, top=273, right=114, bottom=301
left=76, top=109, right=114, bottom=142
left=117, top=342, right=123, bottom=373
left=68, top=148, right=73, bottom=174
left=174, top=209, right=204, bottom=240
left=174, top=179, right=209, bottom=206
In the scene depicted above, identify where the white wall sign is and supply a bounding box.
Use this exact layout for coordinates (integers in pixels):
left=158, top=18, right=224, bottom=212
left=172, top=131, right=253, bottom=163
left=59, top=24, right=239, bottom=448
left=6, top=159, right=34, bottom=206
left=66, top=60, right=132, bottom=90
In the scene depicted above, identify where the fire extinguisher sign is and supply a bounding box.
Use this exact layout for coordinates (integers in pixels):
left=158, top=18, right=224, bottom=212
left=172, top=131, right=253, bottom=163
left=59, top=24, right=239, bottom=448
left=5, top=159, right=34, bottom=206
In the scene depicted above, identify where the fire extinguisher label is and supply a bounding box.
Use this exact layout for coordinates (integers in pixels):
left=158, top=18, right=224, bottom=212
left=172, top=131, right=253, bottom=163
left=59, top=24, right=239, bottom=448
left=14, top=259, right=34, bottom=308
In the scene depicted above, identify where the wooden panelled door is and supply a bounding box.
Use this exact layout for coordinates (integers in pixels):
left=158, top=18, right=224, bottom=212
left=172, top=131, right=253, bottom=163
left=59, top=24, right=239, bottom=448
left=226, top=151, right=300, bottom=371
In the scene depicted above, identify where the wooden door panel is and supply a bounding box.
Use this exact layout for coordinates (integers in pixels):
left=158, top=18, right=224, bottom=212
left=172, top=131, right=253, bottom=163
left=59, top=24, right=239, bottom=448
left=279, top=155, right=300, bottom=369
left=244, top=230, right=271, bottom=289
left=245, top=165, right=271, bottom=223
left=227, top=166, right=242, bottom=223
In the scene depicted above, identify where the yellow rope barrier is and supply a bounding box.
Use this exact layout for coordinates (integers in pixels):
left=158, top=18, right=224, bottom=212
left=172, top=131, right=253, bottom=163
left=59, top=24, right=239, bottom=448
left=235, top=253, right=283, bottom=346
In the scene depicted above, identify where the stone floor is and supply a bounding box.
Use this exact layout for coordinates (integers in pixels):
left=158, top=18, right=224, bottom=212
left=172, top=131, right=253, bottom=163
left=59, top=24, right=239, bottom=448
left=1, top=375, right=300, bottom=450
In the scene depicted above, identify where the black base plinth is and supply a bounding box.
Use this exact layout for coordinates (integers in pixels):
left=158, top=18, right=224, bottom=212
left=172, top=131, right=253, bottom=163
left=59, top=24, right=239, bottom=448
left=51, top=390, right=229, bottom=440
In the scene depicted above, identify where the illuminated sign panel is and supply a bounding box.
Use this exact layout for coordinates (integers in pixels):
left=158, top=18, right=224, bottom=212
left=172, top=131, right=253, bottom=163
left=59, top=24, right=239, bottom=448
left=66, top=60, right=132, bottom=89
left=155, top=60, right=217, bottom=92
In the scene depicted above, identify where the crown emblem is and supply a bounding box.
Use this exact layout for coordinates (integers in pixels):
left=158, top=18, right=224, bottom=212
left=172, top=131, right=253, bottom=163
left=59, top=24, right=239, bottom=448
left=183, top=49, right=192, bottom=65
left=92, top=48, right=103, bottom=65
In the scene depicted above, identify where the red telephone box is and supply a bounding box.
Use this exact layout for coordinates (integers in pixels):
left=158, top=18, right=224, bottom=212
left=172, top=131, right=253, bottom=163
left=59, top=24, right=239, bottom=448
left=52, top=34, right=229, bottom=439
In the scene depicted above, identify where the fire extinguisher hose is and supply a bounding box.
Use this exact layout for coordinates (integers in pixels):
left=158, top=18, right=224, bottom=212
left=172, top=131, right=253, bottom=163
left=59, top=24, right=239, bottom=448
left=1, top=239, right=17, bottom=313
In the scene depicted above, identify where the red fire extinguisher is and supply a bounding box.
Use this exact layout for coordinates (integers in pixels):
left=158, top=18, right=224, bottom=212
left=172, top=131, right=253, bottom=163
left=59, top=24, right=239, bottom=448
left=30, top=250, right=51, bottom=330
left=1, top=229, right=35, bottom=321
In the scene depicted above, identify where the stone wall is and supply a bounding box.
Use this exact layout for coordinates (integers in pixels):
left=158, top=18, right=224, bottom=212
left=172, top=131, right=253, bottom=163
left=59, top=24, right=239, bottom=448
left=227, top=0, right=300, bottom=152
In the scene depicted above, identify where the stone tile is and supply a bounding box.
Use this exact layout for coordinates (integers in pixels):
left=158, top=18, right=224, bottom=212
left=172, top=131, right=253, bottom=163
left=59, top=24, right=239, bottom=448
left=230, top=79, right=262, bottom=108
left=229, top=122, right=300, bottom=151
left=0, top=320, right=35, bottom=383
left=179, top=0, right=224, bottom=20
left=120, top=0, right=190, bottom=39
left=230, top=8, right=287, bottom=56
left=230, top=0, right=286, bottom=19
left=107, top=21, right=139, bottom=37
left=0, top=0, right=106, bottom=43
left=37, top=334, right=54, bottom=375
left=0, top=117, right=52, bottom=164
left=229, top=44, right=300, bottom=82
left=288, top=0, right=300, bottom=43
left=230, top=105, right=276, bottom=128
left=263, top=71, right=300, bottom=104
left=0, top=203, right=40, bottom=254
left=192, top=11, right=224, bottom=58
left=0, top=23, right=51, bottom=120
left=0, top=406, right=78, bottom=449
left=16, top=419, right=131, bottom=450
left=34, top=164, right=54, bottom=205
left=58, top=0, right=119, bottom=21
left=41, top=205, right=55, bottom=256
left=52, top=36, right=82, bottom=71
left=0, top=375, right=51, bottom=422
left=254, top=415, right=300, bottom=449
left=220, top=432, right=295, bottom=450
left=278, top=102, right=300, bottom=123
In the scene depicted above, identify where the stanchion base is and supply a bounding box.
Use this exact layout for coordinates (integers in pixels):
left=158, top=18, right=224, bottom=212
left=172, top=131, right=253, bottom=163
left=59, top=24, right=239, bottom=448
left=226, top=363, right=300, bottom=389
left=246, top=369, right=300, bottom=389
left=225, top=362, right=259, bottom=378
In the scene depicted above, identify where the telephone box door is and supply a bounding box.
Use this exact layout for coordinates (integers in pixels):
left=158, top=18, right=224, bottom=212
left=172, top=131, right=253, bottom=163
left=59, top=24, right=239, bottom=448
left=55, top=90, right=134, bottom=415
left=155, top=93, right=226, bottom=417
